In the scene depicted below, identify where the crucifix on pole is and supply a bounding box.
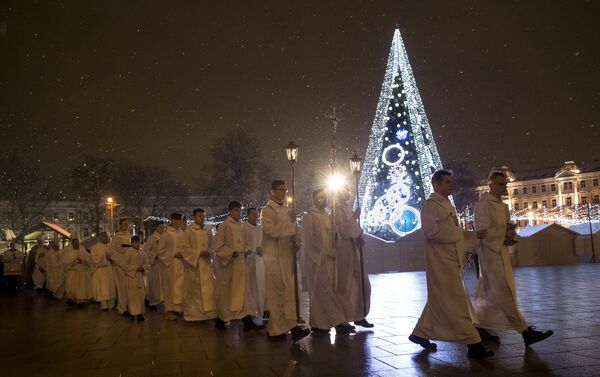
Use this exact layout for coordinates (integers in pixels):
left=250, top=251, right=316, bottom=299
left=324, top=106, right=341, bottom=248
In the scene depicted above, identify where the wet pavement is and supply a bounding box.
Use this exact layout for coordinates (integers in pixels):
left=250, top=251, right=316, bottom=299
left=1, top=263, right=600, bottom=377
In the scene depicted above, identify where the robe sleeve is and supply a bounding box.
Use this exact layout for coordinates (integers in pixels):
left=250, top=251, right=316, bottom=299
left=180, top=230, right=201, bottom=268
left=336, top=208, right=362, bottom=240
left=123, top=249, right=141, bottom=278
left=301, top=214, right=324, bottom=265
left=62, top=248, right=76, bottom=267
left=90, top=246, right=107, bottom=268
left=157, top=233, right=175, bottom=267
left=213, top=222, right=235, bottom=266
left=474, top=200, right=505, bottom=253
left=420, top=201, right=461, bottom=244
left=261, top=206, right=295, bottom=238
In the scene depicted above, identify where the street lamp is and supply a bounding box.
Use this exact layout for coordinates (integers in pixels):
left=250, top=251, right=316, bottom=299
left=284, top=140, right=300, bottom=322
left=349, top=150, right=368, bottom=318
left=349, top=151, right=363, bottom=218
left=106, top=197, right=115, bottom=235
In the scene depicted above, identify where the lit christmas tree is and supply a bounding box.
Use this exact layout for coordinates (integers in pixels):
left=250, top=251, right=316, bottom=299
left=358, top=29, right=444, bottom=242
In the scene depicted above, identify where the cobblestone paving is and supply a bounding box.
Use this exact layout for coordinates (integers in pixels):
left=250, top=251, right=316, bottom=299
left=2, top=264, right=600, bottom=377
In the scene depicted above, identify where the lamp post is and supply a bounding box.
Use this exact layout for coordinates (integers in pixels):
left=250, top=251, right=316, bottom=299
left=588, top=203, right=596, bottom=263
left=349, top=151, right=368, bottom=318
left=106, top=197, right=114, bottom=235
left=285, top=141, right=300, bottom=321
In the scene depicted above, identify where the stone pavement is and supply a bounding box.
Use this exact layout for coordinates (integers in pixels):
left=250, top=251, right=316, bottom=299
left=2, top=264, right=600, bottom=377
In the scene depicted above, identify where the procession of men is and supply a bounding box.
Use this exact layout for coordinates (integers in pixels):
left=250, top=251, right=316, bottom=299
left=0, top=171, right=552, bottom=354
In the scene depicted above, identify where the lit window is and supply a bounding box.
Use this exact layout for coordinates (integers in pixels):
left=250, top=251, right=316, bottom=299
left=513, top=189, right=518, bottom=196
left=580, top=180, right=586, bottom=188
left=551, top=184, right=556, bottom=191
left=523, top=187, right=528, bottom=194
left=581, top=196, right=587, bottom=205
left=542, top=200, right=547, bottom=208
left=53, top=212, right=59, bottom=221
left=532, top=186, right=537, bottom=194
left=68, top=212, right=74, bottom=221
left=533, top=201, right=538, bottom=209
left=552, top=199, right=557, bottom=207
left=541, top=185, right=546, bottom=192
left=566, top=197, right=572, bottom=206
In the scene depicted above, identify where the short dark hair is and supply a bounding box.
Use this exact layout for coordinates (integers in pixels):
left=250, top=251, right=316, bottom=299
left=246, top=207, right=257, bottom=215
left=431, top=170, right=452, bottom=185
left=271, top=179, right=286, bottom=190
left=228, top=201, right=242, bottom=210
left=192, top=208, right=205, bottom=216
left=131, top=235, right=141, bottom=243
left=312, top=188, right=325, bottom=199
left=118, top=218, right=128, bottom=225
left=487, top=170, right=506, bottom=183
left=170, top=213, right=182, bottom=220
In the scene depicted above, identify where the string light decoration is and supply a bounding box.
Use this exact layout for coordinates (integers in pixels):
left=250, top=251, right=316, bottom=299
left=358, top=28, right=444, bottom=242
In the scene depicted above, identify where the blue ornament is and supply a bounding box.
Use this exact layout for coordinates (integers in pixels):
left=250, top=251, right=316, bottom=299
left=396, top=128, right=409, bottom=141
left=390, top=207, right=420, bottom=236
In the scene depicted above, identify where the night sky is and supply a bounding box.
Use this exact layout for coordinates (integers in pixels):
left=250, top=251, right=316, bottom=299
left=2, top=0, right=599, bottom=191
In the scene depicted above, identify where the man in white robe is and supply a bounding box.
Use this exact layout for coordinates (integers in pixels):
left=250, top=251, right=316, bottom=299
left=261, top=180, right=310, bottom=342
left=91, top=232, right=116, bottom=310
left=2, top=242, right=24, bottom=292
left=213, top=201, right=263, bottom=331
left=44, top=236, right=64, bottom=299
left=409, top=170, right=493, bottom=358
left=110, top=218, right=133, bottom=315
left=302, top=189, right=352, bottom=334
left=144, top=221, right=164, bottom=310
left=158, top=213, right=185, bottom=320
left=123, top=235, right=148, bottom=321
left=24, top=236, right=44, bottom=288
left=473, top=170, right=553, bottom=346
left=62, top=232, right=93, bottom=306
left=32, top=237, right=49, bottom=291
left=180, top=208, right=217, bottom=322
left=244, top=207, right=267, bottom=326
left=334, top=188, right=373, bottom=328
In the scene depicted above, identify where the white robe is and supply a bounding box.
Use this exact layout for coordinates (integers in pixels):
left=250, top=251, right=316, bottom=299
left=181, top=224, right=217, bottom=321
left=301, top=207, right=346, bottom=330
left=244, top=221, right=267, bottom=314
left=110, top=231, right=132, bottom=313
left=144, top=232, right=162, bottom=306
left=334, top=205, right=371, bottom=322
left=260, top=200, right=298, bottom=336
left=123, top=247, right=148, bottom=316
left=411, top=193, right=480, bottom=344
left=62, top=246, right=93, bottom=302
left=32, top=246, right=48, bottom=289
left=2, top=249, right=24, bottom=276
left=158, top=226, right=185, bottom=312
left=473, top=193, right=528, bottom=332
left=213, top=216, right=256, bottom=321
left=90, top=242, right=116, bottom=303
left=44, top=248, right=65, bottom=299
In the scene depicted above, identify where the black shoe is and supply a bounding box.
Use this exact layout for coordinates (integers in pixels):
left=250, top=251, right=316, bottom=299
left=476, top=327, right=500, bottom=341
left=467, top=343, right=494, bottom=358
left=522, top=326, right=553, bottom=346
left=215, top=318, right=227, bottom=331
left=149, top=305, right=158, bottom=311
left=136, top=314, right=145, bottom=321
left=291, top=326, right=310, bottom=342
left=101, top=308, right=108, bottom=312
left=408, top=334, right=437, bottom=350
left=268, top=333, right=287, bottom=341
left=311, top=327, right=331, bottom=334
left=335, top=324, right=357, bottom=334
left=121, top=311, right=132, bottom=318
left=354, top=319, right=374, bottom=328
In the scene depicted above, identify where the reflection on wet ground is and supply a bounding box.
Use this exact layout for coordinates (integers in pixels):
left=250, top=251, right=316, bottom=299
left=1, top=264, right=600, bottom=376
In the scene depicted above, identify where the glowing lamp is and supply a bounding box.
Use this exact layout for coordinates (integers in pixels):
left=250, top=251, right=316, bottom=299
left=349, top=151, right=363, bottom=175
left=285, top=141, right=299, bottom=163
left=327, top=172, right=346, bottom=192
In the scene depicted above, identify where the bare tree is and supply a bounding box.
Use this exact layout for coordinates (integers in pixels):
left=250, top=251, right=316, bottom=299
left=446, top=161, right=480, bottom=212
left=198, top=128, right=272, bottom=207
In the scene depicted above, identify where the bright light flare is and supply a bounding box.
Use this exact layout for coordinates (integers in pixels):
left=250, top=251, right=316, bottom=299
left=327, top=173, right=346, bottom=192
